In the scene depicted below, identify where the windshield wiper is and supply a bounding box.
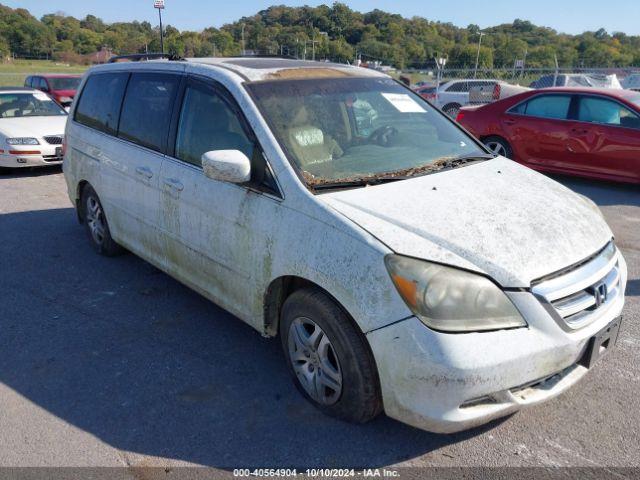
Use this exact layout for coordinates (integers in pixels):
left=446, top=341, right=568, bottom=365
left=310, top=153, right=495, bottom=192
left=436, top=153, right=496, bottom=169
left=312, top=176, right=406, bottom=191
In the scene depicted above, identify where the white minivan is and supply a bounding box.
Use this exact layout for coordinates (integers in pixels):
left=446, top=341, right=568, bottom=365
left=63, top=57, right=627, bottom=433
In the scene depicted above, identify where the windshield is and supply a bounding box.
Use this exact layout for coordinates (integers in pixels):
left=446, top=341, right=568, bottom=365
left=247, top=77, right=485, bottom=187
left=0, top=93, right=67, bottom=118
left=47, top=77, right=81, bottom=91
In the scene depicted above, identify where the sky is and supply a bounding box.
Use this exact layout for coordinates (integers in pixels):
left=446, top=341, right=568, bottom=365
left=4, top=0, right=640, bottom=35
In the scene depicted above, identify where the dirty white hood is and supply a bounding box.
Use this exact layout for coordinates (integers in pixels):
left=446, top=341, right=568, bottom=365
left=0, top=115, right=67, bottom=139
left=321, top=158, right=613, bottom=287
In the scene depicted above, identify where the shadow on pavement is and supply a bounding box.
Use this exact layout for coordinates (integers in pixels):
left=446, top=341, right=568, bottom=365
left=0, top=165, right=62, bottom=179
left=0, top=207, right=495, bottom=469
left=626, top=279, right=640, bottom=297
left=549, top=174, right=639, bottom=208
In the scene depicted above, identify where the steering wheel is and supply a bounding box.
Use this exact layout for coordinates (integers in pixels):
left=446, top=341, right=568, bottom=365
left=368, top=125, right=398, bottom=147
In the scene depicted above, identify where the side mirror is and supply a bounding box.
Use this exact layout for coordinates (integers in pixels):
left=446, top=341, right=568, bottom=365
left=201, top=150, right=251, bottom=184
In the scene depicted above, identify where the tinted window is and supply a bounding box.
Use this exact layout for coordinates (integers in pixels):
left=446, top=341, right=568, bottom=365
left=75, top=73, right=129, bottom=135
left=578, top=96, right=640, bottom=129
left=24, top=76, right=32, bottom=87
left=118, top=73, right=179, bottom=152
left=38, top=78, right=48, bottom=90
left=175, top=84, right=254, bottom=167
left=518, top=95, right=571, bottom=120
left=446, top=82, right=467, bottom=92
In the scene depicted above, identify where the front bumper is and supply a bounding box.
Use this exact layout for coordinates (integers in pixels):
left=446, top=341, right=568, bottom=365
left=367, top=254, right=627, bottom=434
left=0, top=145, right=62, bottom=168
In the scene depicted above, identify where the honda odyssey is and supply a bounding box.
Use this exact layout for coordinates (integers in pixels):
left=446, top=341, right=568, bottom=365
left=63, top=57, right=626, bottom=433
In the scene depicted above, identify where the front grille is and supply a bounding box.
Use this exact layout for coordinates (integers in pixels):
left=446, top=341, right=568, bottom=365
left=44, top=136, right=63, bottom=145
left=532, top=242, right=622, bottom=329
left=43, top=154, right=62, bottom=163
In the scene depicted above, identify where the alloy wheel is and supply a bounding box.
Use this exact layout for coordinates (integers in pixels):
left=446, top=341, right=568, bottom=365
left=85, top=196, right=106, bottom=245
left=288, top=317, right=343, bottom=405
left=485, top=141, right=507, bottom=157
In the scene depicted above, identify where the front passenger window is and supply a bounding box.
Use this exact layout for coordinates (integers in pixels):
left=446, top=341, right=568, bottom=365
left=577, top=96, right=640, bottom=129
left=175, top=85, right=254, bottom=167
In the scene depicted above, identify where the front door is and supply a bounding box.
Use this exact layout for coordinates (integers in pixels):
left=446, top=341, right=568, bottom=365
left=157, top=76, right=282, bottom=327
left=567, top=94, right=640, bottom=182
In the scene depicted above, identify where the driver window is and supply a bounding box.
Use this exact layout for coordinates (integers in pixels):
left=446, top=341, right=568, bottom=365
left=175, top=85, right=254, bottom=168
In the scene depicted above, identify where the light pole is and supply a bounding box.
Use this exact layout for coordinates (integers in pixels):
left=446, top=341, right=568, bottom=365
left=241, top=23, right=246, bottom=56
left=153, top=0, right=165, bottom=54
left=474, top=31, right=485, bottom=79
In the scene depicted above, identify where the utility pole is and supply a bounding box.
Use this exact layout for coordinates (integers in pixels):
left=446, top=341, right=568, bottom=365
left=153, top=0, right=165, bottom=54
left=241, top=23, right=246, bottom=55
left=474, top=31, right=485, bottom=79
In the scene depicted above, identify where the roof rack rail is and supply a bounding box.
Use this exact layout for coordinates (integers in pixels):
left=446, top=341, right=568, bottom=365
left=108, top=53, right=184, bottom=63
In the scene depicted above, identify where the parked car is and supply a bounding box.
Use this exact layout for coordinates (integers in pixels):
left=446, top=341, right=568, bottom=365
left=434, top=79, right=529, bottom=117
left=529, top=73, right=622, bottom=89
left=414, top=84, right=437, bottom=102
left=24, top=74, right=82, bottom=109
left=457, top=87, right=640, bottom=184
left=0, top=87, right=67, bottom=169
left=64, top=58, right=626, bottom=434
left=622, top=73, right=640, bottom=91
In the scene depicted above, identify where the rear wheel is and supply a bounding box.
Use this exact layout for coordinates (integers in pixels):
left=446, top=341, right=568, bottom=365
left=280, top=287, right=382, bottom=424
left=484, top=136, right=513, bottom=159
left=80, top=185, right=124, bottom=257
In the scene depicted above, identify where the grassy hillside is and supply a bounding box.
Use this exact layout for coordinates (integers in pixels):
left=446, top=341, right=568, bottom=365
left=0, top=59, right=87, bottom=87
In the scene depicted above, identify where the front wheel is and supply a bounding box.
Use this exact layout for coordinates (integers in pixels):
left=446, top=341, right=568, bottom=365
left=280, top=288, right=382, bottom=424
left=483, top=136, right=513, bottom=159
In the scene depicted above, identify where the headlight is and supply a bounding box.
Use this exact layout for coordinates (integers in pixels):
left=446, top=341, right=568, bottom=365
left=6, top=137, right=40, bottom=145
left=385, top=255, right=527, bottom=332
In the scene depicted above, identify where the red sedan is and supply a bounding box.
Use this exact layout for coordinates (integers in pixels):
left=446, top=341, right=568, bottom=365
left=457, top=87, right=640, bottom=184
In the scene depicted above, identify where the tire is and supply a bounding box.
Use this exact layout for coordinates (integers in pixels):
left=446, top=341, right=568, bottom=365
left=80, top=185, right=124, bottom=257
left=483, top=136, right=513, bottom=159
left=442, top=103, right=461, bottom=118
left=280, top=287, right=382, bottom=424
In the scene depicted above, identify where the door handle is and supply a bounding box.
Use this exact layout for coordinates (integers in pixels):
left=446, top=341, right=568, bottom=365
left=135, top=166, right=153, bottom=179
left=503, top=118, right=516, bottom=125
left=163, top=178, right=184, bottom=192
left=571, top=128, right=589, bottom=135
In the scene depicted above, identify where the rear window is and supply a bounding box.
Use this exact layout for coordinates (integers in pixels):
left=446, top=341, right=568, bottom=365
left=75, top=73, right=129, bottom=135
left=117, top=73, right=180, bottom=153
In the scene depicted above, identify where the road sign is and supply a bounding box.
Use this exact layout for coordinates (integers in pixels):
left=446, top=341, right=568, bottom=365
left=154, top=0, right=165, bottom=9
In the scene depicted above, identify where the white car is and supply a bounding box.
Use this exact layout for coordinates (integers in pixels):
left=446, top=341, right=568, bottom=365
left=435, top=79, right=529, bottom=117
left=0, top=87, right=67, bottom=168
left=63, top=58, right=626, bottom=434
left=623, top=74, right=640, bottom=91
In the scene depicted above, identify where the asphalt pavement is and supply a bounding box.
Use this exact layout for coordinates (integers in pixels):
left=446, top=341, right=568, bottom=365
left=0, top=166, right=638, bottom=476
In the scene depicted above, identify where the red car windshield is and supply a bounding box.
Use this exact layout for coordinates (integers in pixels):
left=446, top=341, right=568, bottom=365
left=47, top=77, right=81, bottom=91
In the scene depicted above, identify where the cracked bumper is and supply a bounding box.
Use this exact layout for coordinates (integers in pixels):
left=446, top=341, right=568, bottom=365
left=366, top=267, right=626, bottom=434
